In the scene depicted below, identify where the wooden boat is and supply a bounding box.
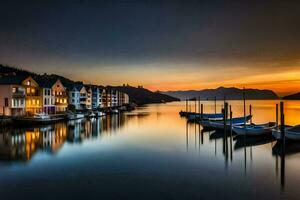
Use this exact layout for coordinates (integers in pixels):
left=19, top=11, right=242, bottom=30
left=187, top=113, right=223, bottom=121
left=12, top=113, right=64, bottom=125
left=208, top=115, right=252, bottom=130
left=68, top=113, right=84, bottom=120
left=272, top=125, right=300, bottom=140
left=233, top=122, right=277, bottom=136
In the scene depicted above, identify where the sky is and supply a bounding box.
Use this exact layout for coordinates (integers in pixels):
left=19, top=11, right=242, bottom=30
left=0, top=0, right=300, bottom=96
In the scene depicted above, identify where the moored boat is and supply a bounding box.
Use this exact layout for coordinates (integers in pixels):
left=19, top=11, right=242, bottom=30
left=272, top=125, right=300, bottom=141
left=233, top=122, right=277, bottom=136
left=208, top=115, right=252, bottom=130
left=187, top=113, right=223, bottom=121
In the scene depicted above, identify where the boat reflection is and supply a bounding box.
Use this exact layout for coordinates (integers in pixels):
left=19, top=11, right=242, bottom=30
left=234, top=135, right=275, bottom=150
left=0, top=115, right=127, bottom=163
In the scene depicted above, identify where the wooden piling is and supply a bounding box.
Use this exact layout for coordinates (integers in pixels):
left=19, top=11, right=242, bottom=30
left=280, top=102, right=285, bottom=190
left=276, top=103, right=279, bottom=126
left=230, top=105, right=232, bottom=129
left=249, top=104, right=252, bottom=124
left=198, top=97, right=200, bottom=114
left=280, top=101, right=285, bottom=142
left=224, top=102, right=228, bottom=131
left=214, top=96, right=217, bottom=115
left=186, top=99, right=188, bottom=113
left=243, top=87, right=246, bottom=129
left=200, top=103, right=203, bottom=122
left=194, top=98, right=197, bottom=114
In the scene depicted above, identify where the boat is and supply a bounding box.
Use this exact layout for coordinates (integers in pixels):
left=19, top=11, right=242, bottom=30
left=34, top=112, right=50, bottom=119
left=233, top=122, right=277, bottom=136
left=12, top=113, right=64, bottom=125
left=272, top=125, right=300, bottom=141
left=87, top=112, right=96, bottom=118
left=187, top=113, right=223, bottom=121
left=208, top=115, right=252, bottom=130
left=68, top=113, right=85, bottom=120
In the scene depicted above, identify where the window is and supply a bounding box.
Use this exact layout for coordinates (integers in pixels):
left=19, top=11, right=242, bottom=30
left=57, top=84, right=59, bottom=88
left=44, top=89, right=47, bottom=95
left=72, top=92, right=75, bottom=97
left=31, top=88, right=35, bottom=93
left=32, top=99, right=36, bottom=105
left=37, top=100, right=40, bottom=106
left=72, top=99, right=74, bottom=103
left=26, top=88, right=30, bottom=94
left=44, top=98, right=47, bottom=105
left=64, top=99, right=67, bottom=103
left=20, top=99, right=24, bottom=106
left=12, top=87, right=16, bottom=93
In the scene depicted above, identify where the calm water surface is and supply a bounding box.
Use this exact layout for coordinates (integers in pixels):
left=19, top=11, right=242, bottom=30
left=1, top=100, right=300, bottom=200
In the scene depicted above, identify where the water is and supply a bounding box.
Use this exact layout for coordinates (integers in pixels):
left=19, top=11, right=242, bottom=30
left=1, top=100, right=300, bottom=199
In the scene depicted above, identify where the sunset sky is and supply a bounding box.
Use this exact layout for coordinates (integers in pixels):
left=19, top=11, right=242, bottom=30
left=1, top=1, right=300, bottom=96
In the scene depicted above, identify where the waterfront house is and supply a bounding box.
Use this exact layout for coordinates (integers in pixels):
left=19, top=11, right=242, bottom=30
left=85, top=85, right=92, bottom=110
left=52, top=79, right=68, bottom=113
left=91, top=86, right=100, bottom=109
left=99, top=87, right=105, bottom=108
left=68, top=85, right=81, bottom=110
left=22, top=76, right=43, bottom=115
left=111, top=89, right=118, bottom=107
left=92, top=86, right=105, bottom=109
left=0, top=75, right=26, bottom=116
left=35, top=77, right=55, bottom=114
left=118, top=91, right=130, bottom=106
left=78, top=85, right=87, bottom=110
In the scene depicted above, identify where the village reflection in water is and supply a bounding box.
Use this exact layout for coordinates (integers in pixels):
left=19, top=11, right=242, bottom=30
left=0, top=114, right=142, bottom=163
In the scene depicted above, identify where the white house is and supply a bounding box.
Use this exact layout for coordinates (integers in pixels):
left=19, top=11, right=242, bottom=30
left=68, top=85, right=81, bottom=110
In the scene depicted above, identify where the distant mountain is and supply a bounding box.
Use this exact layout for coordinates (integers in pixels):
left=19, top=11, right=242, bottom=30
left=283, top=92, right=300, bottom=100
left=113, top=86, right=180, bottom=105
left=163, top=87, right=279, bottom=100
left=0, top=64, right=179, bottom=105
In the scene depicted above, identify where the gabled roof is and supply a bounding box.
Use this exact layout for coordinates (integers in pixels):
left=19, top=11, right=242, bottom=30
left=33, top=75, right=57, bottom=88
left=0, top=74, right=29, bottom=85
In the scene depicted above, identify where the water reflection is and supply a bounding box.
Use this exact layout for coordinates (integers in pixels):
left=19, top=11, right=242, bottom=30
left=0, top=115, right=130, bottom=162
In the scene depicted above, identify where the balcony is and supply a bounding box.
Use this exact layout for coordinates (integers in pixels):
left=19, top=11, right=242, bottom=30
left=12, top=91, right=25, bottom=98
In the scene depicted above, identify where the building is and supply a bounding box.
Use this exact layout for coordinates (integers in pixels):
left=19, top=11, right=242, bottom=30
left=78, top=85, right=87, bottom=110
left=91, top=86, right=100, bottom=109
left=0, top=75, right=26, bottom=116
left=111, top=89, right=118, bottom=107
left=68, top=85, right=81, bottom=110
left=23, top=76, right=43, bottom=115
left=85, top=85, right=92, bottom=110
left=52, top=79, right=68, bottom=113
left=35, top=77, right=55, bottom=114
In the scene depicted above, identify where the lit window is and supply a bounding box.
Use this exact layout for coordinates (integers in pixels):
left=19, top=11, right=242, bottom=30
left=26, top=88, right=30, bottom=94
left=31, top=88, right=35, bottom=93
left=37, top=100, right=39, bottom=105
left=32, top=99, right=36, bottom=105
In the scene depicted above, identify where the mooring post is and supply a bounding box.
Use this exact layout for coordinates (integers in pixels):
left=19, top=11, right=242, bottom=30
left=198, top=97, right=200, bottom=114
left=276, top=103, right=279, bottom=127
left=230, top=105, right=232, bottom=130
left=200, top=103, right=203, bottom=123
left=280, top=101, right=285, bottom=143
left=280, top=101, right=285, bottom=190
left=214, top=96, right=217, bottom=115
left=186, top=99, right=188, bottom=113
left=249, top=104, right=252, bottom=124
left=194, top=98, right=196, bottom=114
left=224, top=102, right=228, bottom=132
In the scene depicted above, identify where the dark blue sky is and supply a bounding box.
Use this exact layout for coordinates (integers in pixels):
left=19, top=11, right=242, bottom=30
left=1, top=1, right=300, bottom=93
